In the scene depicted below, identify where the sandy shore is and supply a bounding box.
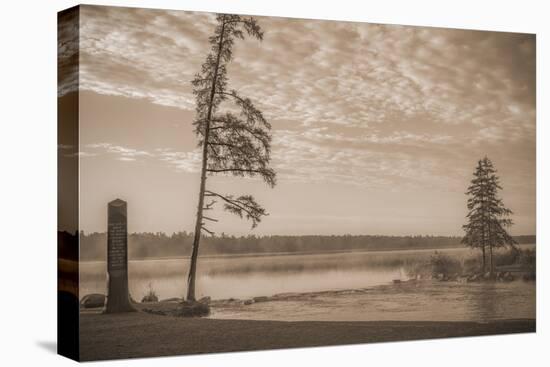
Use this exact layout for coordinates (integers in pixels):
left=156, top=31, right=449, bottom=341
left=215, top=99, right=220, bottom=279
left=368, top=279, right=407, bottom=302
left=79, top=311, right=534, bottom=361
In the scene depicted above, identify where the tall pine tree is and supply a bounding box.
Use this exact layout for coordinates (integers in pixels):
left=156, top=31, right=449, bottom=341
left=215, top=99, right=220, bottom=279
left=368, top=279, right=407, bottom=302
left=186, top=14, right=275, bottom=301
left=462, top=157, right=516, bottom=274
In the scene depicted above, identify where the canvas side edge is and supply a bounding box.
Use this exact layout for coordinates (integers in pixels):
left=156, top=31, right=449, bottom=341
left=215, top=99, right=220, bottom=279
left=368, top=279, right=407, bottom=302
left=57, top=5, right=80, bottom=362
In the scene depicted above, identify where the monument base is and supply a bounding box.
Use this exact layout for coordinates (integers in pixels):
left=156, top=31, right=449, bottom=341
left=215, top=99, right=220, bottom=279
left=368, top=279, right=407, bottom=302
left=104, top=274, right=136, bottom=313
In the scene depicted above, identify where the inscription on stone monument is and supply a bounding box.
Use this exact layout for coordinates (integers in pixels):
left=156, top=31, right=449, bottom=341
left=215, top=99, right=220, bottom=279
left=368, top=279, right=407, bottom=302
left=108, top=222, right=126, bottom=272
left=105, top=199, right=135, bottom=313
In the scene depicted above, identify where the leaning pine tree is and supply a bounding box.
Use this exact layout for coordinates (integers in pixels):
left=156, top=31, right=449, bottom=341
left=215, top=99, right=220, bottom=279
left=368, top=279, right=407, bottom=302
left=186, top=14, right=276, bottom=301
left=462, top=157, right=516, bottom=275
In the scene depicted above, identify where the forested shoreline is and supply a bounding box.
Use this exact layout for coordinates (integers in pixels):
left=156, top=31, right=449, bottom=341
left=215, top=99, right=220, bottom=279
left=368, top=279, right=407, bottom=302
left=73, top=231, right=535, bottom=261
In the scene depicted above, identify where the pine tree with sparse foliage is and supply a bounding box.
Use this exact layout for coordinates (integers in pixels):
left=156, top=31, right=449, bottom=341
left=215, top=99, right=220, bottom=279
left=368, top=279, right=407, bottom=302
left=462, top=157, right=516, bottom=274
left=186, top=14, right=275, bottom=301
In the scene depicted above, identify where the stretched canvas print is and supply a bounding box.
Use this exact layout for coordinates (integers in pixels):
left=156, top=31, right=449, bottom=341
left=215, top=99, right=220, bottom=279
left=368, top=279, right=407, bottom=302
left=58, top=4, right=536, bottom=362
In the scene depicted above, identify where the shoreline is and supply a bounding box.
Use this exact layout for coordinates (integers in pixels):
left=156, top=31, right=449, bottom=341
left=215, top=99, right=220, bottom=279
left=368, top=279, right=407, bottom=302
left=79, top=312, right=535, bottom=361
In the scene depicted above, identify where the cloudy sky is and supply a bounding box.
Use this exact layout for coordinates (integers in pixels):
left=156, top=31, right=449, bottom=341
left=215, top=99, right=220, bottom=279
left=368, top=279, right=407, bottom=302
left=61, top=5, right=535, bottom=236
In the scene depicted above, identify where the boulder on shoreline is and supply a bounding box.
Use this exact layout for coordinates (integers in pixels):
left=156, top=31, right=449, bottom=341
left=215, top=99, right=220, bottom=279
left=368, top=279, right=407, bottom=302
left=80, top=293, right=106, bottom=309
left=466, top=274, right=481, bottom=282
left=253, top=296, right=269, bottom=303
left=198, top=296, right=211, bottom=304
left=160, top=297, right=182, bottom=303
left=143, top=299, right=211, bottom=318
left=177, top=301, right=210, bottom=317
left=496, top=272, right=515, bottom=282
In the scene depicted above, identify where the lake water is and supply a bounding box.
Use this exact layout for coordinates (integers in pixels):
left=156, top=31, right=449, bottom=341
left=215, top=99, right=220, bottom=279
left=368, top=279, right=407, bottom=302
left=79, top=246, right=535, bottom=322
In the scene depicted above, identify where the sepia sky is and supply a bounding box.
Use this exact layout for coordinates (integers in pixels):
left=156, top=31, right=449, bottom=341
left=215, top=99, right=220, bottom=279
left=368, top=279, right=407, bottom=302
left=64, top=5, right=536, bottom=236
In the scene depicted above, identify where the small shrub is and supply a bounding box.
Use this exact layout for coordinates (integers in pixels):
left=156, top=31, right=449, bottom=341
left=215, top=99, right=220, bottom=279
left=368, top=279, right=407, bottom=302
left=463, top=256, right=482, bottom=274
left=141, top=283, right=159, bottom=303
left=405, top=262, right=432, bottom=279
left=494, top=248, right=520, bottom=267
left=462, top=247, right=528, bottom=274
left=519, top=248, right=536, bottom=281
left=519, top=249, right=536, bottom=268
left=430, top=251, right=462, bottom=277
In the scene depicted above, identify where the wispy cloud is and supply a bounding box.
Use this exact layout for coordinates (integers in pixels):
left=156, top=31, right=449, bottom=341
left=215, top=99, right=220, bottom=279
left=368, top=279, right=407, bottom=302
left=86, top=143, right=151, bottom=159
left=156, top=148, right=202, bottom=173
left=72, top=6, right=535, bottom=136
left=82, top=143, right=201, bottom=173
left=69, top=6, right=535, bottom=193
left=271, top=129, right=457, bottom=190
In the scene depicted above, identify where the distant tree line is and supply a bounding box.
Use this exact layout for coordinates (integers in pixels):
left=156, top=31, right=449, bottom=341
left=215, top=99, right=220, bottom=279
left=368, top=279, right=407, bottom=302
left=76, top=231, right=535, bottom=261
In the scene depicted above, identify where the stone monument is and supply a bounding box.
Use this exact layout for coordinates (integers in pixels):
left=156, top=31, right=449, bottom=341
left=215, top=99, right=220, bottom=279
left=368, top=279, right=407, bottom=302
left=105, top=199, right=135, bottom=313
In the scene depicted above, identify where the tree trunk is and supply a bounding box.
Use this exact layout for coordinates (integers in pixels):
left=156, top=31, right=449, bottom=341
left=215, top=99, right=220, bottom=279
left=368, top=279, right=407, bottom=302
left=186, top=149, right=208, bottom=301
left=488, top=219, right=494, bottom=275
left=481, top=245, right=486, bottom=274
left=489, top=243, right=494, bottom=275
left=186, top=18, right=226, bottom=302
left=481, top=177, right=487, bottom=274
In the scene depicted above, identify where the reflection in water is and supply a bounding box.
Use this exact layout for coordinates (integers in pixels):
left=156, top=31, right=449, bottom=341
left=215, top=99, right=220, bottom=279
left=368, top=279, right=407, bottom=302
left=474, top=282, right=498, bottom=320
left=79, top=247, right=535, bottom=322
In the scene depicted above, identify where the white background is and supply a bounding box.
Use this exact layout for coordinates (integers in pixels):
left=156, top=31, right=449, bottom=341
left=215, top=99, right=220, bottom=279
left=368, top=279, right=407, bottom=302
left=0, top=0, right=547, bottom=365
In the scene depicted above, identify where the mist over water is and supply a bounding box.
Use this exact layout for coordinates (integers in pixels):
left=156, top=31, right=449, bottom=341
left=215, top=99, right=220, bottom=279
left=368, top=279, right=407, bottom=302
left=80, top=246, right=535, bottom=322
left=81, top=247, right=446, bottom=300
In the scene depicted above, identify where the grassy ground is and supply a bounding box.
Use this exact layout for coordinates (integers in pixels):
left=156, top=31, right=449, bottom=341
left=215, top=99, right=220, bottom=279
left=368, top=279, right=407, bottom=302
left=79, top=311, right=534, bottom=361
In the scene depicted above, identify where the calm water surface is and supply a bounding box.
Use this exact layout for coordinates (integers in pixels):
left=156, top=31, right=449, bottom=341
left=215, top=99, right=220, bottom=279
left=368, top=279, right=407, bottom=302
left=80, top=246, right=535, bottom=322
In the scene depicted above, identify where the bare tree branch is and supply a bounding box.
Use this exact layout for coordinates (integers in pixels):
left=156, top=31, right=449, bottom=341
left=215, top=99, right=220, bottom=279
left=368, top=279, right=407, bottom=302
left=204, top=190, right=267, bottom=228
left=203, top=216, right=219, bottom=222
left=201, top=226, right=215, bottom=236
